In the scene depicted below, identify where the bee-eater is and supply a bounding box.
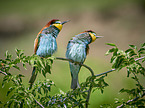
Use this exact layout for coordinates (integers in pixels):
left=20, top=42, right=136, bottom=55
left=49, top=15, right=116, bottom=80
left=29, top=19, right=69, bottom=89
left=66, top=30, right=102, bottom=90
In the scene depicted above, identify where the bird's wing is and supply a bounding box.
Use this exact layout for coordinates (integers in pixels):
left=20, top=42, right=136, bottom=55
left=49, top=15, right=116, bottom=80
left=34, top=34, right=41, bottom=54
left=86, top=44, right=89, bottom=55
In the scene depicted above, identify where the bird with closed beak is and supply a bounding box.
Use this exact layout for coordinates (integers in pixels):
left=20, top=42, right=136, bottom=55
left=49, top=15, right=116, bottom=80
left=66, top=30, right=102, bottom=90
left=29, top=19, right=69, bottom=89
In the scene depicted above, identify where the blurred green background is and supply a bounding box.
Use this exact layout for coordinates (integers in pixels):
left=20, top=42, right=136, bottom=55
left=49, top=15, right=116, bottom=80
left=0, top=0, right=145, bottom=107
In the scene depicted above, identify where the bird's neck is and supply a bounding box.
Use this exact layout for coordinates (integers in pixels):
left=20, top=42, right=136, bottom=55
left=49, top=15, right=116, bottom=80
left=50, top=25, right=60, bottom=38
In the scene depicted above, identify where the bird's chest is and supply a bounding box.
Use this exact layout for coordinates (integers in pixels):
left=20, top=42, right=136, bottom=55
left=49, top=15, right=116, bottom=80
left=36, top=35, right=57, bottom=57
left=68, top=43, right=86, bottom=62
left=39, top=35, right=53, bottom=46
left=51, top=29, right=59, bottom=38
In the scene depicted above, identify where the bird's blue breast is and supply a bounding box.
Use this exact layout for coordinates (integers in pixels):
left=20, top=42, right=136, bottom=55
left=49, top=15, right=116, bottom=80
left=66, top=42, right=86, bottom=63
left=36, top=34, right=57, bottom=57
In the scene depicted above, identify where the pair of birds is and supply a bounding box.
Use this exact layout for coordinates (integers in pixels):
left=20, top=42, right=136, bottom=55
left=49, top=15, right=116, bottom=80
left=29, top=19, right=102, bottom=90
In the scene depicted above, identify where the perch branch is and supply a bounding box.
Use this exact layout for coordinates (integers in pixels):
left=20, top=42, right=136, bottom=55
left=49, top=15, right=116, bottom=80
left=117, top=92, right=145, bottom=108
left=135, top=56, right=145, bottom=61
left=85, top=80, right=93, bottom=108
left=95, top=68, right=116, bottom=77
left=0, top=71, right=8, bottom=75
left=55, top=56, right=145, bottom=108
left=56, top=57, right=95, bottom=108
left=95, top=56, right=145, bottom=77
left=34, top=99, right=45, bottom=108
left=56, top=57, right=95, bottom=76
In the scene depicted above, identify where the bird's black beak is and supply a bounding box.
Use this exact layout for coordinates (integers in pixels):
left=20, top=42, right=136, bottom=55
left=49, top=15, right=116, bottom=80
left=62, top=20, right=70, bottom=25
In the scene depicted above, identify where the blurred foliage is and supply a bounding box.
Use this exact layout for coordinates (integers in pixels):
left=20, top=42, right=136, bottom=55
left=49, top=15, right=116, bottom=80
left=0, top=0, right=145, bottom=107
left=105, top=43, right=145, bottom=107
left=0, top=42, right=145, bottom=107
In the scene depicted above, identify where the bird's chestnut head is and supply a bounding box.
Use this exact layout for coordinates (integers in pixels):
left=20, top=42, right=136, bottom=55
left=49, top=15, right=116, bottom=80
left=46, top=19, right=69, bottom=31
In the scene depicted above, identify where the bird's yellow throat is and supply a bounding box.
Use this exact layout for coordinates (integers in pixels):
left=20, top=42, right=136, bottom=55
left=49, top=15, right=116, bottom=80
left=53, top=24, right=63, bottom=31
left=89, top=33, right=96, bottom=42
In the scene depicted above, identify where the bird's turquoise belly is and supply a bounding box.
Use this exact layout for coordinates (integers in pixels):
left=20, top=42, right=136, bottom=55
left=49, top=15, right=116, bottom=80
left=67, top=43, right=86, bottom=63
left=36, top=35, right=57, bottom=57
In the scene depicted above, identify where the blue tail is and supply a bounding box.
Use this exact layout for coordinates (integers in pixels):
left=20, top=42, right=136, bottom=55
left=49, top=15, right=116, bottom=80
left=29, top=67, right=37, bottom=89
left=69, top=62, right=81, bottom=90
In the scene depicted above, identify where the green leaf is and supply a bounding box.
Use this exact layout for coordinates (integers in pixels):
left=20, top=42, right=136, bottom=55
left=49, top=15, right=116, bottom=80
left=6, top=87, right=15, bottom=96
left=42, top=69, right=46, bottom=77
left=138, top=48, right=145, bottom=54
left=15, top=49, right=24, bottom=57
left=38, top=87, right=42, bottom=94
left=20, top=53, right=24, bottom=58
left=2, top=75, right=9, bottom=88
left=119, top=88, right=126, bottom=93
left=45, top=64, right=51, bottom=74
left=101, top=89, right=104, bottom=94
left=106, top=43, right=116, bottom=47
left=113, top=48, right=118, bottom=56
left=18, top=74, right=25, bottom=77
left=23, top=63, right=27, bottom=70
left=32, top=89, right=36, bottom=97
left=127, top=68, right=131, bottom=77
left=38, top=58, right=45, bottom=68
left=13, top=65, right=20, bottom=70
left=125, top=48, right=134, bottom=53
left=105, top=48, right=117, bottom=55
left=5, top=51, right=12, bottom=59
left=141, top=43, right=145, bottom=47
left=129, top=45, right=137, bottom=50
left=110, top=56, right=116, bottom=63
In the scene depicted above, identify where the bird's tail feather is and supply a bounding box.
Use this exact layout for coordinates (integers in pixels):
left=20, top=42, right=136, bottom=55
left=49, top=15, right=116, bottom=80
left=69, top=62, right=81, bottom=90
left=71, top=75, right=78, bottom=90
left=29, top=67, right=37, bottom=89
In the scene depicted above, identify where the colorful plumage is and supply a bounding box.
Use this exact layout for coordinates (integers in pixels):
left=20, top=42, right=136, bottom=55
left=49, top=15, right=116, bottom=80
left=29, top=19, right=69, bottom=89
left=66, top=30, right=102, bottom=90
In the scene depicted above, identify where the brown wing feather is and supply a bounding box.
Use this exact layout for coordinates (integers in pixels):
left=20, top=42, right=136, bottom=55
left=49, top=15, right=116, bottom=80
left=33, top=19, right=59, bottom=54
left=86, top=45, right=89, bottom=55
left=34, top=37, right=38, bottom=54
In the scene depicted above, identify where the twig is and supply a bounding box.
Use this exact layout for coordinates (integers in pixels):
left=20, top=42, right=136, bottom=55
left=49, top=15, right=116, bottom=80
left=55, top=56, right=145, bottom=108
left=95, top=56, right=145, bottom=77
left=0, top=71, right=8, bottom=75
left=94, top=56, right=145, bottom=77
left=85, top=80, right=93, bottom=108
left=135, top=56, right=145, bottom=61
left=34, top=99, right=45, bottom=108
left=81, top=63, right=95, bottom=76
left=56, top=57, right=95, bottom=108
left=95, top=68, right=116, bottom=77
left=56, top=57, right=95, bottom=76
left=117, top=92, right=145, bottom=108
